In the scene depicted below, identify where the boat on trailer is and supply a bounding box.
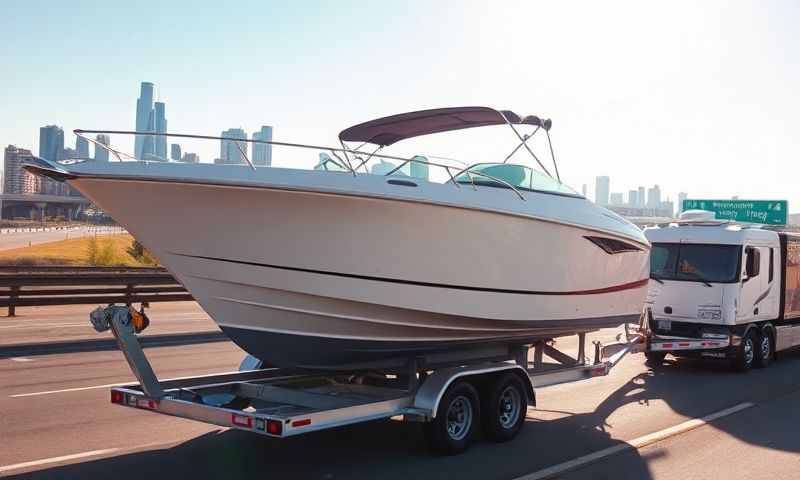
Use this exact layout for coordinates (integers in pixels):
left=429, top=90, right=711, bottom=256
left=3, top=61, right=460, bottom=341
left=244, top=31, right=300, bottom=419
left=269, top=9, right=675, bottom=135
left=26, top=106, right=650, bottom=370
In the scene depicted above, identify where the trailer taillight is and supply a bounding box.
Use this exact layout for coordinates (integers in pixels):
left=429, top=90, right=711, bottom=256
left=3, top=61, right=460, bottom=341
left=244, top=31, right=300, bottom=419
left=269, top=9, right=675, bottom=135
left=231, top=414, right=252, bottom=428
left=291, top=418, right=311, bottom=428
left=266, top=419, right=282, bottom=435
left=111, top=390, right=124, bottom=404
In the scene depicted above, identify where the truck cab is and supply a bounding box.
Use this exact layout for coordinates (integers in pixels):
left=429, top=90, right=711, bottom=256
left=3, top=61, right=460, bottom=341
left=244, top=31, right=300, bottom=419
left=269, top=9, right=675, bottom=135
left=643, top=217, right=787, bottom=370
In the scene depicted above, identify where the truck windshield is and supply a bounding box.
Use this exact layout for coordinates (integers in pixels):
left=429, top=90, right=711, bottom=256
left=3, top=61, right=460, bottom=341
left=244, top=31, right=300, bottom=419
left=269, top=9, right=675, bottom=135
left=650, top=243, right=742, bottom=284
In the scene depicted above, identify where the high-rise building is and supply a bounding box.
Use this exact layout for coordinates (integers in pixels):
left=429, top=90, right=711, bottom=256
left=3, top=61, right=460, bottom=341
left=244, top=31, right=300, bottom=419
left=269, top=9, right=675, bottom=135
left=4, top=145, right=39, bottom=194
left=181, top=152, right=199, bottom=163
left=134, top=82, right=155, bottom=159
left=678, top=192, right=688, bottom=213
left=595, top=176, right=610, bottom=206
left=154, top=101, right=167, bottom=160
left=76, top=136, right=90, bottom=159
left=637, top=186, right=646, bottom=207
left=95, top=134, right=110, bottom=162
left=252, top=126, right=273, bottom=166
left=610, top=192, right=624, bottom=205
left=39, top=125, right=64, bottom=161
left=581, top=184, right=588, bottom=197
left=171, top=144, right=182, bottom=161
left=220, top=128, right=248, bottom=164
left=628, top=189, right=638, bottom=207
left=647, top=185, right=661, bottom=209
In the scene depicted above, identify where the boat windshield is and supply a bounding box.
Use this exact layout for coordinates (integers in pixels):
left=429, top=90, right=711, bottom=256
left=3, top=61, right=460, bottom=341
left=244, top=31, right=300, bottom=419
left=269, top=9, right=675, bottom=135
left=650, top=243, right=742, bottom=284
left=455, top=163, right=579, bottom=196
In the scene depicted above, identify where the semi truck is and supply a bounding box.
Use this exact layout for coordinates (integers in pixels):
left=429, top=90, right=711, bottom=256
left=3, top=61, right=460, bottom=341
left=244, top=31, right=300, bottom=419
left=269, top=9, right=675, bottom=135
left=642, top=211, right=800, bottom=370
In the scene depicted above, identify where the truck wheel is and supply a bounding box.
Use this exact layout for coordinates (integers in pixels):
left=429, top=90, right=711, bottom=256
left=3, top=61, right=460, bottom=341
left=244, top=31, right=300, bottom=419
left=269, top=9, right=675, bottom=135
left=482, top=373, right=527, bottom=442
left=424, top=381, right=479, bottom=455
left=645, top=351, right=667, bottom=367
left=754, top=330, right=773, bottom=368
left=731, top=330, right=756, bottom=372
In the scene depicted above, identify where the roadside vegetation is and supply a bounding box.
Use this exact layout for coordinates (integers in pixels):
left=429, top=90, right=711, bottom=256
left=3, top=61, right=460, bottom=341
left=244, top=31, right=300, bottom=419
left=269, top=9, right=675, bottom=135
left=0, top=234, right=160, bottom=267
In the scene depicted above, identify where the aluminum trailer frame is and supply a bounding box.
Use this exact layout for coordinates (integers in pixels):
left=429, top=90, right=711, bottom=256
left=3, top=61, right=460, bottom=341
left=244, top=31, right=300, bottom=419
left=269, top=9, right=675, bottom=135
left=95, top=305, right=645, bottom=446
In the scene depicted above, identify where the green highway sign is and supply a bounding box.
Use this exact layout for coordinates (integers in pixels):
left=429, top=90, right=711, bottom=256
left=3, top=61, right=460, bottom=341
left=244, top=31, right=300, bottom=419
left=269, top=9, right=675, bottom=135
left=682, top=199, right=788, bottom=225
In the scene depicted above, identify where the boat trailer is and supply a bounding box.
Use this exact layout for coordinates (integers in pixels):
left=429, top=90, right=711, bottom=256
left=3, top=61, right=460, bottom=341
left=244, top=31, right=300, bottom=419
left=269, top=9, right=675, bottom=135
left=90, top=305, right=646, bottom=454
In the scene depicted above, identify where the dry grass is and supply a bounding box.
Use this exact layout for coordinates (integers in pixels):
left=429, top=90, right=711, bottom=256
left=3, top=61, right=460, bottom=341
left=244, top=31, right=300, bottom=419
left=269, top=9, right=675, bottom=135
left=0, top=234, right=154, bottom=267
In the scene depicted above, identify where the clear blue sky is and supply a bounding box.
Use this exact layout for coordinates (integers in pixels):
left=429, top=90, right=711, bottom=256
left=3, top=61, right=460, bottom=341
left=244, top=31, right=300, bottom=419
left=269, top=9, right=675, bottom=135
left=2, top=0, right=798, bottom=211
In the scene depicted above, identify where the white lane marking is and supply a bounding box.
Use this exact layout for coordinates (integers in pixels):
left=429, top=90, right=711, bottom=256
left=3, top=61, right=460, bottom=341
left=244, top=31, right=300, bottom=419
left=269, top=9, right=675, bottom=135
left=0, top=448, right=120, bottom=473
left=10, top=357, right=33, bottom=362
left=9, top=368, right=256, bottom=398
left=515, top=402, right=755, bottom=480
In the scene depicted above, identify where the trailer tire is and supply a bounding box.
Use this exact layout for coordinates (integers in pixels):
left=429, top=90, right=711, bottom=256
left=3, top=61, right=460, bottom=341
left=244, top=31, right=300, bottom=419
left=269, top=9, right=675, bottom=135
left=481, top=373, right=527, bottom=443
left=754, top=329, right=773, bottom=369
left=644, top=351, right=666, bottom=367
left=424, top=381, right=479, bottom=455
left=731, top=330, right=756, bottom=372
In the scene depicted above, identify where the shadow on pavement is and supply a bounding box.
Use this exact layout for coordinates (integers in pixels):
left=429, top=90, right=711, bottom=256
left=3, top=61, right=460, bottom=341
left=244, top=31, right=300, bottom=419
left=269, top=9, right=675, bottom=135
left=15, top=350, right=800, bottom=480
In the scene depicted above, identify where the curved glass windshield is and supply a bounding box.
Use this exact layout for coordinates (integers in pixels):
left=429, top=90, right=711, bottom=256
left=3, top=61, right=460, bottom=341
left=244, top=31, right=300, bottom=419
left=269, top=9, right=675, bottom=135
left=650, top=243, right=742, bottom=284
left=455, top=163, right=579, bottom=196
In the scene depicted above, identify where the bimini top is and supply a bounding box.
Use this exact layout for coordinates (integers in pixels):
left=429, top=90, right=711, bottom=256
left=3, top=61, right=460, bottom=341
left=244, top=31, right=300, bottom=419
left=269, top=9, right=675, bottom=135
left=338, top=106, right=552, bottom=147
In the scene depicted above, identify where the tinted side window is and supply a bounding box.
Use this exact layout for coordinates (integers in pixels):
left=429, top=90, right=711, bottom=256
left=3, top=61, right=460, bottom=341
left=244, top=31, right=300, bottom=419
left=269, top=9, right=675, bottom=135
left=769, top=248, right=774, bottom=282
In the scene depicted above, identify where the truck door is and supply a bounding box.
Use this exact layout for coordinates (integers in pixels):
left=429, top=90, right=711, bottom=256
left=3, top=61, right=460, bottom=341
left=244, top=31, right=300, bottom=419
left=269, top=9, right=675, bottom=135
left=738, top=246, right=763, bottom=322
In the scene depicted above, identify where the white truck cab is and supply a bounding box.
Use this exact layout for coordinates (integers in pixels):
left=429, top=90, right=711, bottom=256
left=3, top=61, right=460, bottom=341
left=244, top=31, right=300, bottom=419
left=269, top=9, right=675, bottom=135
left=643, top=214, right=800, bottom=370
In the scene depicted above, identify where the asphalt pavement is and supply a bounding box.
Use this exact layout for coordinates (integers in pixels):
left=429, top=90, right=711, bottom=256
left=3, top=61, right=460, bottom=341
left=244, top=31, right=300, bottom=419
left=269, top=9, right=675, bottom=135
left=1, top=303, right=800, bottom=479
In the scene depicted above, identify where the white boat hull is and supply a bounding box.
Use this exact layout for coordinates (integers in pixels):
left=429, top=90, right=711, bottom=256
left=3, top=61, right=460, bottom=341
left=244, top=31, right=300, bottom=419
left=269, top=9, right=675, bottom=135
left=52, top=163, right=649, bottom=369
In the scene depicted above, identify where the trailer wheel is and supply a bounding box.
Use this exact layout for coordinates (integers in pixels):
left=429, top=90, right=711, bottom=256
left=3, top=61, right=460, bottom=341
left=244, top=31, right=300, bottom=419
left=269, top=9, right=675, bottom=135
left=731, top=330, right=756, bottom=372
left=482, top=373, right=527, bottom=442
left=424, top=381, right=479, bottom=455
left=644, top=351, right=667, bottom=367
left=754, top=330, right=773, bottom=368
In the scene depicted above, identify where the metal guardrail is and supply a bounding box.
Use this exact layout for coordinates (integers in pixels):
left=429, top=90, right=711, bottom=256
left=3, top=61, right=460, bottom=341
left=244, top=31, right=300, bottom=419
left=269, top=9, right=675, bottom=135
left=0, top=266, right=192, bottom=316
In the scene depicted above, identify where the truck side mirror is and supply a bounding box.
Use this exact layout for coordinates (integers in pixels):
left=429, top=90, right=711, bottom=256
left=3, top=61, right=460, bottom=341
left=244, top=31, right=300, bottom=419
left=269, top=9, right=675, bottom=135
left=745, top=247, right=760, bottom=279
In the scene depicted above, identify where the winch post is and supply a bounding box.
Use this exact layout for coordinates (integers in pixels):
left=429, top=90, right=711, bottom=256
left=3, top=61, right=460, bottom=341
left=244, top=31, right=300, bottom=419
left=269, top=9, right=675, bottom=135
left=109, top=309, right=164, bottom=399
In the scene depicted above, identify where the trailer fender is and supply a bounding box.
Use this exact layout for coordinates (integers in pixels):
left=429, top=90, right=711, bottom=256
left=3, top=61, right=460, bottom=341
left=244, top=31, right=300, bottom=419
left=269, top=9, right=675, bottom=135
left=413, top=364, right=535, bottom=418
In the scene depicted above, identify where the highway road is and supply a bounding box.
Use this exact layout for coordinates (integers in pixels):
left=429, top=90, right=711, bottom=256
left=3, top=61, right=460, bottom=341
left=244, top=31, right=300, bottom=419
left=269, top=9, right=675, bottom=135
left=2, top=303, right=800, bottom=479
left=0, top=226, right=124, bottom=252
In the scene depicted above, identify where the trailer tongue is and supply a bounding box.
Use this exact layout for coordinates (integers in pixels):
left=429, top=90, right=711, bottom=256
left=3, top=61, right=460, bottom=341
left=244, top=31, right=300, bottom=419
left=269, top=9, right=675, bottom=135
left=90, top=304, right=645, bottom=455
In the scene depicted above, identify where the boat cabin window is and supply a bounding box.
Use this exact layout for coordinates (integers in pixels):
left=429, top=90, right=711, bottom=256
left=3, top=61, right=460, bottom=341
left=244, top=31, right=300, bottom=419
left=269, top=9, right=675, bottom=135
left=455, top=163, right=579, bottom=196
left=650, top=243, right=742, bottom=284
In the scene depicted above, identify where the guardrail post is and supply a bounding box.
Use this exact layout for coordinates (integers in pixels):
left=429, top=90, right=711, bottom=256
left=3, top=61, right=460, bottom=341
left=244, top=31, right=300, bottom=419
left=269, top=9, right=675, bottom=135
left=125, top=283, right=134, bottom=306
left=8, top=286, right=19, bottom=317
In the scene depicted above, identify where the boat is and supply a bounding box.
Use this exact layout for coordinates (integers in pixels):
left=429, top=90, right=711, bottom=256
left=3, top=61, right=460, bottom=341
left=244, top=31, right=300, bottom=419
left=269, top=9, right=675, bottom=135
left=25, top=106, right=651, bottom=370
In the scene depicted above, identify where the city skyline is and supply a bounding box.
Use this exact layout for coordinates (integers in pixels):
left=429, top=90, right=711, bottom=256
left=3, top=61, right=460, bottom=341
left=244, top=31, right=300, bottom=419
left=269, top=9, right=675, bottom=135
left=1, top=1, right=798, bottom=212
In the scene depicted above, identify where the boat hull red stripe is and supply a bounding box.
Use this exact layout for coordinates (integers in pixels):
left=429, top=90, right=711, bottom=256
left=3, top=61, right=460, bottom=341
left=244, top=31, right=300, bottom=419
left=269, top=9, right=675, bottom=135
left=176, top=253, right=649, bottom=296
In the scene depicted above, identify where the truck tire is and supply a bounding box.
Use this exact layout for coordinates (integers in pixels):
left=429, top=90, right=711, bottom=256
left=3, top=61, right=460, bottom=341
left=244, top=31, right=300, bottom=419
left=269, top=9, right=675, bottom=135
left=754, top=330, right=773, bottom=368
left=731, top=330, right=756, bottom=372
left=424, top=381, right=480, bottom=455
left=482, top=373, right=527, bottom=442
left=644, top=351, right=667, bottom=367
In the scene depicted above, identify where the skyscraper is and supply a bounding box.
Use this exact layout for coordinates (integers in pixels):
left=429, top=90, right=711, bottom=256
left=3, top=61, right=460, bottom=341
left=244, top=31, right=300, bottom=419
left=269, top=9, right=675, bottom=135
left=637, top=186, right=646, bottom=207
left=39, top=125, right=64, bottom=161
left=171, top=144, right=182, bottom=161
left=76, top=136, right=90, bottom=159
left=581, top=184, right=588, bottom=197
left=595, top=176, right=610, bottom=206
left=95, top=134, right=110, bottom=162
left=628, top=189, right=638, bottom=207
left=181, top=152, right=199, bottom=163
left=134, top=82, right=155, bottom=159
left=647, top=185, right=661, bottom=209
left=610, top=192, right=624, bottom=205
left=252, top=126, right=273, bottom=166
left=154, top=101, right=167, bottom=160
left=220, top=128, right=248, bottom=164
left=4, top=145, right=39, bottom=194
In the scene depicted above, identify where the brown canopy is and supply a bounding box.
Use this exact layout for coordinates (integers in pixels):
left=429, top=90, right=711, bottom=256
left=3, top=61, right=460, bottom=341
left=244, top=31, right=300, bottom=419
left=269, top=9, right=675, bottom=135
left=338, top=107, right=551, bottom=147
